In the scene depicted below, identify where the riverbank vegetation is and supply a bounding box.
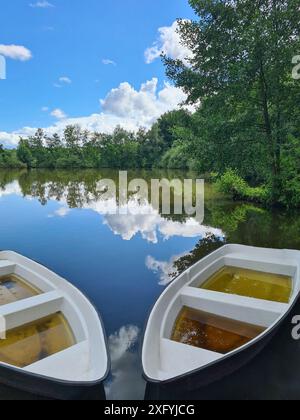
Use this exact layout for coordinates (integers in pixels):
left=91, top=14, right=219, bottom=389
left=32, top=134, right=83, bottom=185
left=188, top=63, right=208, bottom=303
left=1, top=0, right=300, bottom=209
left=0, top=146, right=26, bottom=169
left=216, top=170, right=269, bottom=204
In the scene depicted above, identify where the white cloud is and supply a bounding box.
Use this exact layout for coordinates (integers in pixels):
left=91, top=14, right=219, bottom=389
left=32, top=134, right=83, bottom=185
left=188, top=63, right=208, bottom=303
left=145, top=21, right=193, bottom=66
left=0, top=45, right=32, bottom=61
left=89, top=199, right=223, bottom=243
left=48, top=206, right=70, bottom=218
left=102, top=59, right=116, bottom=66
left=105, top=325, right=144, bottom=400
left=51, top=108, right=67, bottom=120
left=0, top=131, right=21, bottom=147
left=146, top=253, right=185, bottom=286
left=59, top=76, right=72, bottom=84
left=55, top=207, right=70, bottom=217
left=0, top=78, right=189, bottom=147
left=108, top=325, right=140, bottom=363
left=42, top=106, right=49, bottom=112
left=30, top=1, right=54, bottom=8
left=100, top=77, right=186, bottom=124
left=0, top=181, right=22, bottom=199
left=54, top=76, right=72, bottom=88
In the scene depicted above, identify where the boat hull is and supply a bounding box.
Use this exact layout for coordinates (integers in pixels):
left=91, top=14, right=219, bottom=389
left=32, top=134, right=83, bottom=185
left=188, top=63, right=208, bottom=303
left=145, top=326, right=276, bottom=399
left=0, top=364, right=106, bottom=400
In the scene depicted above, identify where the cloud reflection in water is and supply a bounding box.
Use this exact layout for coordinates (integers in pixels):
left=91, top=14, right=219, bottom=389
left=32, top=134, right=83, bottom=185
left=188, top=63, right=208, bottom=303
left=105, top=325, right=145, bottom=400
left=2, top=179, right=224, bottom=244
left=146, top=253, right=185, bottom=286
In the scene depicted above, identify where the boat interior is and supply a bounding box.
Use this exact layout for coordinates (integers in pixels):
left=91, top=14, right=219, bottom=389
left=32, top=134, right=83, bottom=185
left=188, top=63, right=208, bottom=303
left=144, top=246, right=300, bottom=381
left=0, top=254, right=106, bottom=383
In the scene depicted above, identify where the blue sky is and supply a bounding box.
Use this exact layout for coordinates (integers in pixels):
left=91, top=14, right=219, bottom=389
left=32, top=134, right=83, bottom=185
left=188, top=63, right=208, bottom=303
left=0, top=0, right=195, bottom=146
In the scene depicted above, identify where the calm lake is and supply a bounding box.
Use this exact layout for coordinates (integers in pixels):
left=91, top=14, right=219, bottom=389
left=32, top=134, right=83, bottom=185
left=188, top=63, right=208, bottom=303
left=1, top=169, right=300, bottom=400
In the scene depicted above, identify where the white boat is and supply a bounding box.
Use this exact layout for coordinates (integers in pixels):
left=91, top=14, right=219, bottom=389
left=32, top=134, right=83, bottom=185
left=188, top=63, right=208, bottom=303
left=143, top=245, right=300, bottom=392
left=0, top=251, right=109, bottom=400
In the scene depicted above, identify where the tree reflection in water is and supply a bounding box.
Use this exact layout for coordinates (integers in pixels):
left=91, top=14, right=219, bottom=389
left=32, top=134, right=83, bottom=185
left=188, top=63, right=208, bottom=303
left=1, top=169, right=300, bottom=249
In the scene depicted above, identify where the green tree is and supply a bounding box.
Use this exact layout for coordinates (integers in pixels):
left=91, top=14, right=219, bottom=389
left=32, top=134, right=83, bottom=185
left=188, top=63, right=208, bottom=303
left=157, top=109, right=192, bottom=150
left=27, top=129, right=48, bottom=167
left=46, top=133, right=62, bottom=149
left=164, top=0, right=300, bottom=201
left=17, top=139, right=34, bottom=168
left=64, top=125, right=82, bottom=149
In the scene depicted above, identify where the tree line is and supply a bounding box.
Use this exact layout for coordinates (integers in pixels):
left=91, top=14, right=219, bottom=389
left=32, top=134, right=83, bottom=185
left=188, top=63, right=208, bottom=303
left=12, top=109, right=193, bottom=171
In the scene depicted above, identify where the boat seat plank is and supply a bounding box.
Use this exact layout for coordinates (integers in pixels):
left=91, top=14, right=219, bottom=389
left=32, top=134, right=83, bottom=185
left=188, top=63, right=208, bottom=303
left=0, top=261, right=16, bottom=277
left=159, top=338, right=222, bottom=380
left=180, top=287, right=288, bottom=328
left=223, top=253, right=297, bottom=275
left=25, top=341, right=91, bottom=381
left=0, top=291, right=64, bottom=330
left=181, top=287, right=289, bottom=314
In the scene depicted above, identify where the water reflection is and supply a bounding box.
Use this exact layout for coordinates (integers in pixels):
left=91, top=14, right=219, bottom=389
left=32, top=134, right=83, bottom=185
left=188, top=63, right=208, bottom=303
left=49, top=207, right=70, bottom=218
left=146, top=254, right=184, bottom=286
left=0, top=170, right=224, bottom=244
left=105, top=326, right=145, bottom=400
left=0, top=169, right=300, bottom=400
left=146, top=234, right=227, bottom=286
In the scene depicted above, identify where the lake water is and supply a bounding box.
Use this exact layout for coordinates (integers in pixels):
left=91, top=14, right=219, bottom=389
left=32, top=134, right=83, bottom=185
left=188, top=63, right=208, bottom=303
left=0, top=169, right=300, bottom=400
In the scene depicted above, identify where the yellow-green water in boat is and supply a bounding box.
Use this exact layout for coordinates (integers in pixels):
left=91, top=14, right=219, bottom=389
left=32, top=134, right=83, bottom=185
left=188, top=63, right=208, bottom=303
left=0, top=274, right=40, bottom=306
left=0, top=313, right=75, bottom=368
left=200, top=267, right=292, bottom=303
left=171, top=307, right=265, bottom=354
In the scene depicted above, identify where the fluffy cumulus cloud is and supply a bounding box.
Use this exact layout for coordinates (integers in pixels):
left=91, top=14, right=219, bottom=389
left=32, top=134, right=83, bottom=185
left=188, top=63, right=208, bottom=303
left=100, top=78, right=186, bottom=125
left=0, top=78, right=188, bottom=147
left=145, top=20, right=193, bottom=65
left=0, top=44, right=32, bottom=61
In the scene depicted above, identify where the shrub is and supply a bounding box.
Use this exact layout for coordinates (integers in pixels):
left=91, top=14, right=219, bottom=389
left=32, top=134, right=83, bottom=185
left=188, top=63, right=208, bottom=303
left=0, top=150, right=26, bottom=169
left=216, top=169, right=269, bottom=203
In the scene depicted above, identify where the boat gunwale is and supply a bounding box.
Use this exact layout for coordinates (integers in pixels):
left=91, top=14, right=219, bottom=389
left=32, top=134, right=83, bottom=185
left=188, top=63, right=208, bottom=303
left=0, top=251, right=111, bottom=388
left=142, top=244, right=300, bottom=385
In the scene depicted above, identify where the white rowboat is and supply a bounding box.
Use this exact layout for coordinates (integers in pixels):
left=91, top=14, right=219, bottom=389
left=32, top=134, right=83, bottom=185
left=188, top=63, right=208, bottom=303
left=143, top=245, right=300, bottom=390
left=0, top=251, right=109, bottom=400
